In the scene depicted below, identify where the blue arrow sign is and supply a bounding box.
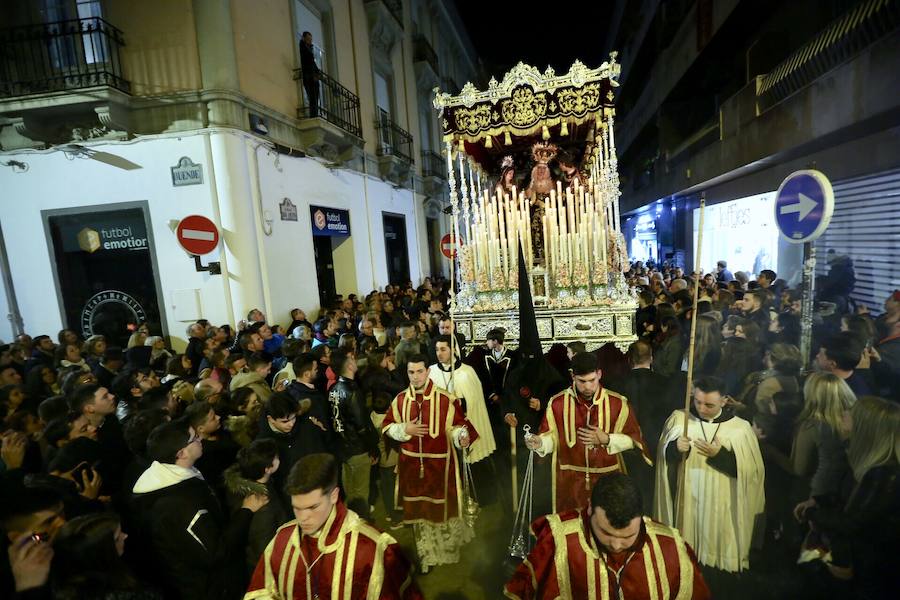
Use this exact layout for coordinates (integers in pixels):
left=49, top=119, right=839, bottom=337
left=774, top=170, right=834, bottom=244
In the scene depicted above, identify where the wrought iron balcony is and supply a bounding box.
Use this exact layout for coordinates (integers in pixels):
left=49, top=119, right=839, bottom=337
left=413, top=35, right=439, bottom=75
left=293, top=67, right=363, bottom=138
left=0, top=17, right=129, bottom=98
left=421, top=150, right=446, bottom=179
left=376, top=108, right=413, bottom=163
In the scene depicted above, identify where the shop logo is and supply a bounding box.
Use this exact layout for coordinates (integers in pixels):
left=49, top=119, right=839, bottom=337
left=77, top=227, right=101, bottom=253
left=313, top=209, right=327, bottom=230
left=80, top=290, right=147, bottom=338
left=77, top=225, right=148, bottom=252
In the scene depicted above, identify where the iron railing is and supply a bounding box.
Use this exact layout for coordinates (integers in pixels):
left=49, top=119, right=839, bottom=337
left=421, top=150, right=445, bottom=179
left=413, top=35, right=439, bottom=74
left=376, top=108, right=413, bottom=163
left=0, top=17, right=129, bottom=97
left=294, top=67, right=363, bottom=138
left=757, top=0, right=900, bottom=110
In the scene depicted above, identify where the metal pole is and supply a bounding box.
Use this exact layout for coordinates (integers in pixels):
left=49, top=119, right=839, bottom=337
left=800, top=242, right=816, bottom=369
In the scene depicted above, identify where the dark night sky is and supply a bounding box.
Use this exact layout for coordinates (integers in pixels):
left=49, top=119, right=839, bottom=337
left=452, top=0, right=616, bottom=80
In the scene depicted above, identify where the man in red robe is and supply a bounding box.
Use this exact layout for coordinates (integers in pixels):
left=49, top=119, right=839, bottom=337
left=381, top=354, right=477, bottom=572
left=526, top=352, right=652, bottom=513
left=244, top=453, right=421, bottom=599
left=504, top=472, right=710, bottom=599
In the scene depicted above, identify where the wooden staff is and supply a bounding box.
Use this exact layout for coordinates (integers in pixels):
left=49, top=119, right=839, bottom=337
left=675, top=193, right=706, bottom=531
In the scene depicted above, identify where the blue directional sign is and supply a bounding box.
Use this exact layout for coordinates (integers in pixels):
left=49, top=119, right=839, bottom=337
left=774, top=170, right=834, bottom=244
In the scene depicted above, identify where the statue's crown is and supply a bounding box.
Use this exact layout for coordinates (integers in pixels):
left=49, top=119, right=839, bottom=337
left=531, top=142, right=558, bottom=164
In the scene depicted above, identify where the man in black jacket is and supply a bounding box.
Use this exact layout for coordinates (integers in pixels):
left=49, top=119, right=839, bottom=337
left=185, top=322, right=206, bottom=377
left=131, top=419, right=268, bottom=600
left=299, top=31, right=321, bottom=117
left=328, top=349, right=378, bottom=518
left=605, top=340, right=672, bottom=512
left=285, top=353, right=335, bottom=456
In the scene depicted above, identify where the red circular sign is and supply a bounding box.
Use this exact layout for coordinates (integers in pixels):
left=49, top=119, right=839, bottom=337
left=176, top=215, right=220, bottom=255
left=440, top=233, right=458, bottom=259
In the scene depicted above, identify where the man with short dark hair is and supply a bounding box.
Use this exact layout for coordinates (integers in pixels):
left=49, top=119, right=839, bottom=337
left=816, top=332, right=871, bottom=396
left=244, top=453, right=421, bottom=599
left=230, top=352, right=273, bottom=402
left=328, top=349, right=378, bottom=518
left=0, top=484, right=65, bottom=597
left=92, top=346, right=123, bottom=389
left=184, top=401, right=239, bottom=500
left=25, top=334, right=55, bottom=373
left=223, top=438, right=288, bottom=574
left=185, top=322, right=206, bottom=377
left=757, top=269, right=777, bottom=289
left=526, top=353, right=651, bottom=513
left=605, top=340, right=672, bottom=511
left=505, top=472, right=710, bottom=599
left=286, top=353, right=334, bottom=456
left=381, top=355, right=476, bottom=572
left=298, top=31, right=321, bottom=118
left=654, top=376, right=764, bottom=573
left=132, top=420, right=268, bottom=600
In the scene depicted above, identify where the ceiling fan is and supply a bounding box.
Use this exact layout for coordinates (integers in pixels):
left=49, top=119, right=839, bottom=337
left=57, top=143, right=142, bottom=171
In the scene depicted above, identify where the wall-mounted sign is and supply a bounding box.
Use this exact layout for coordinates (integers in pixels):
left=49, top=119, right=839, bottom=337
left=176, top=215, right=220, bottom=255
left=280, top=198, right=298, bottom=221
left=171, top=157, right=204, bottom=186
left=310, top=205, right=351, bottom=236
left=47, top=207, right=162, bottom=347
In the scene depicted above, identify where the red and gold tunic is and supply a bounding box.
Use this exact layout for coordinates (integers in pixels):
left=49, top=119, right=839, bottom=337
left=381, top=380, right=477, bottom=524
left=244, top=501, right=421, bottom=600
left=504, top=510, right=710, bottom=600
left=539, top=386, right=651, bottom=513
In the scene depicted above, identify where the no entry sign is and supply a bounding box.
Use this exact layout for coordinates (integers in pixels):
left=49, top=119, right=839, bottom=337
left=176, top=215, right=219, bottom=255
left=440, top=233, right=458, bottom=259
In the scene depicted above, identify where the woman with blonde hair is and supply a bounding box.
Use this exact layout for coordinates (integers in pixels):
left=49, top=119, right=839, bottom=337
left=792, top=372, right=855, bottom=518
left=803, top=396, right=900, bottom=593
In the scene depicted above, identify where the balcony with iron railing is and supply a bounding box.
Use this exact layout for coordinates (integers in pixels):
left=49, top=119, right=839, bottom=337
left=376, top=109, right=413, bottom=163
left=421, top=150, right=445, bottom=179
left=293, top=67, right=363, bottom=138
left=0, top=17, right=129, bottom=98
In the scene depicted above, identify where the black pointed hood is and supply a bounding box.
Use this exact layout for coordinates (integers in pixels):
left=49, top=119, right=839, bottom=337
left=517, top=242, right=541, bottom=359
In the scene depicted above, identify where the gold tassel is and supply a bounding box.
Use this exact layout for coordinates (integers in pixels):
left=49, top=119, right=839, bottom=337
left=458, top=138, right=465, bottom=152
left=485, top=135, right=493, bottom=149
left=560, top=121, right=569, bottom=137
left=504, top=131, right=512, bottom=146
left=542, top=126, right=550, bottom=140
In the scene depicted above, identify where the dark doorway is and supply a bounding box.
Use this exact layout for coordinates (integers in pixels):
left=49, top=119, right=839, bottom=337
left=314, top=236, right=337, bottom=308
left=383, top=213, right=410, bottom=285
left=45, top=205, right=164, bottom=348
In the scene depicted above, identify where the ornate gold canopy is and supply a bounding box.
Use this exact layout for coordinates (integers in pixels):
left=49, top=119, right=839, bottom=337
left=433, top=55, right=620, bottom=143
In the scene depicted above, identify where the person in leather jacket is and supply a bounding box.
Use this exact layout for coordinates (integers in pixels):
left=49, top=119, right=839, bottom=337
left=328, top=349, right=379, bottom=518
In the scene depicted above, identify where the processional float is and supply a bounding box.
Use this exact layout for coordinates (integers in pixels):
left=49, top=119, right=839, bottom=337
left=434, top=54, right=637, bottom=352
left=434, top=55, right=638, bottom=558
